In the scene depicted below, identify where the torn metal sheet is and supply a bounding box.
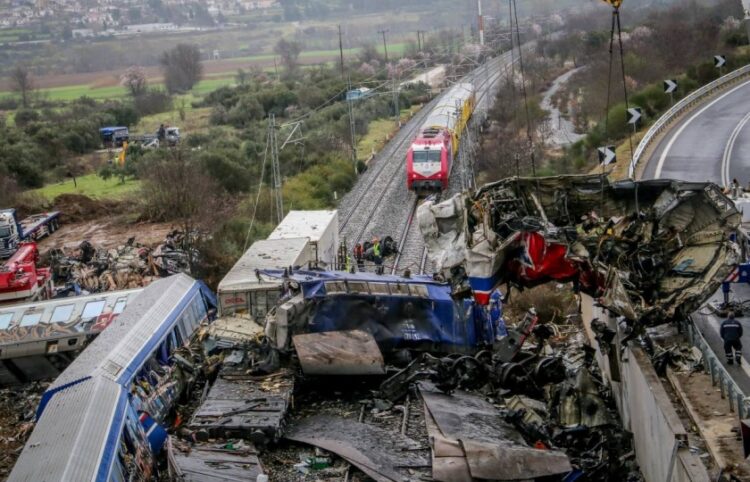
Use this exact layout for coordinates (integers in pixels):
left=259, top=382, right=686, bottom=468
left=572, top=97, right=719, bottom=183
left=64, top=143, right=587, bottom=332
left=419, top=175, right=741, bottom=325
left=284, top=414, right=430, bottom=482
left=293, top=330, right=385, bottom=375
left=419, top=382, right=572, bottom=480
left=207, top=316, right=264, bottom=349
left=188, top=369, right=294, bottom=444
left=556, top=368, right=613, bottom=428
left=167, top=437, right=264, bottom=482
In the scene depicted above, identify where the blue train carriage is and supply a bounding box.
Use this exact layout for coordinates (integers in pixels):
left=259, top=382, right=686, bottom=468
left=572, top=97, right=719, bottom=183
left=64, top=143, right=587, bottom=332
left=263, top=269, right=500, bottom=353
left=9, top=274, right=217, bottom=482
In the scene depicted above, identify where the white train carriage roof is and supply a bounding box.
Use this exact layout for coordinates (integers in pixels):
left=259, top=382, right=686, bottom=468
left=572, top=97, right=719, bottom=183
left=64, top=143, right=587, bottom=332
left=218, top=237, right=310, bottom=293
left=9, top=376, right=127, bottom=482
left=43, top=274, right=214, bottom=409
left=420, top=82, right=475, bottom=132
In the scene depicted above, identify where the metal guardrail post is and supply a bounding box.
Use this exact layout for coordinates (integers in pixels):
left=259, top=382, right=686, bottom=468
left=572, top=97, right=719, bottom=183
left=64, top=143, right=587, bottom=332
left=629, top=64, right=750, bottom=178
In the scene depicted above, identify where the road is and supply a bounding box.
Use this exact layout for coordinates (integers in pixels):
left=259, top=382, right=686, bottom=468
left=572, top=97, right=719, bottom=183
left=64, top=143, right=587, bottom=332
left=641, top=76, right=750, bottom=388
left=642, top=77, right=750, bottom=187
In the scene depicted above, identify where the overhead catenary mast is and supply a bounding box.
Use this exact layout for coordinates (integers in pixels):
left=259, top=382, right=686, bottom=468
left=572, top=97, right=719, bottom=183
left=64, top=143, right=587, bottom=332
left=478, top=0, right=485, bottom=46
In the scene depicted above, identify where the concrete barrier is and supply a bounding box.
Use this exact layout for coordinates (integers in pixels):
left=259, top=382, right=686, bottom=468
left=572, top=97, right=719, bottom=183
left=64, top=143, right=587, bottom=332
left=582, top=295, right=710, bottom=482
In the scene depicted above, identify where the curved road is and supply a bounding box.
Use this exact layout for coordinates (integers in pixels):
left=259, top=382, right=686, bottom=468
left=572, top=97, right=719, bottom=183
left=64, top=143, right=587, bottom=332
left=642, top=78, right=750, bottom=187
left=641, top=77, right=750, bottom=391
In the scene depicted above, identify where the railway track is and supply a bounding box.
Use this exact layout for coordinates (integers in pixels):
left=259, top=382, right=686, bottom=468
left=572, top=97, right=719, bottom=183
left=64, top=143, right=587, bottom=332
left=390, top=51, right=519, bottom=275
left=340, top=46, right=524, bottom=275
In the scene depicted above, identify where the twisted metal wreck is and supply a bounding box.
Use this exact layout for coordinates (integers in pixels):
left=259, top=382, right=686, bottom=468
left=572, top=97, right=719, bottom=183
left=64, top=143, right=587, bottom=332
left=418, top=174, right=741, bottom=326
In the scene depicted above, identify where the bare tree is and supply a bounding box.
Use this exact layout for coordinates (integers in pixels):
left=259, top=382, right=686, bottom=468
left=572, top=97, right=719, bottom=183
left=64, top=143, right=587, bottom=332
left=274, top=38, right=302, bottom=77
left=10, top=64, right=35, bottom=108
left=121, top=66, right=148, bottom=97
left=160, top=44, right=204, bottom=94
left=139, top=149, right=222, bottom=271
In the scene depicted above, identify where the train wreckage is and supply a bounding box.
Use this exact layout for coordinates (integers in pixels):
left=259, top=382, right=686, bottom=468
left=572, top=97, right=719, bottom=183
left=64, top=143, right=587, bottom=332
left=418, top=174, right=741, bottom=326
left=6, top=177, right=742, bottom=481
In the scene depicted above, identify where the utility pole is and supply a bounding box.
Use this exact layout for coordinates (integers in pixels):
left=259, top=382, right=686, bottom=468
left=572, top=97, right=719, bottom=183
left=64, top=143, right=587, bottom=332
left=393, top=77, right=400, bottom=127
left=378, top=29, right=389, bottom=63
left=417, top=30, right=426, bottom=51
left=338, top=25, right=345, bottom=79
left=477, top=0, right=485, bottom=46
left=347, top=76, right=358, bottom=173
left=269, top=114, right=284, bottom=224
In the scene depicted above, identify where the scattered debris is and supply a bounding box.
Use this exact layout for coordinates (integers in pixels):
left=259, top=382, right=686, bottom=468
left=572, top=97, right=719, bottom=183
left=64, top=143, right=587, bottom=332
left=167, top=436, right=265, bottom=482
left=285, top=414, right=430, bottom=482
left=47, top=230, right=196, bottom=294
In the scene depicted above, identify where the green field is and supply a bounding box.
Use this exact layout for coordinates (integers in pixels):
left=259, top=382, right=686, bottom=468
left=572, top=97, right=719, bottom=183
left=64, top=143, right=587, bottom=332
left=0, top=41, right=407, bottom=102
left=32, top=173, right=141, bottom=200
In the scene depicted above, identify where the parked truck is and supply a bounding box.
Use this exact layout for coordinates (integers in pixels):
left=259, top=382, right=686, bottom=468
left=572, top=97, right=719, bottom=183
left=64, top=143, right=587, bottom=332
left=0, top=209, right=61, bottom=259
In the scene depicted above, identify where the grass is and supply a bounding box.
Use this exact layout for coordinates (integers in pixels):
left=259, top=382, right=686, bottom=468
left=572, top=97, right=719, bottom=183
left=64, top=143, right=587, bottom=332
left=0, top=40, right=407, bottom=102
left=1, top=76, right=237, bottom=102
left=357, top=104, right=422, bottom=162
left=31, top=173, right=141, bottom=200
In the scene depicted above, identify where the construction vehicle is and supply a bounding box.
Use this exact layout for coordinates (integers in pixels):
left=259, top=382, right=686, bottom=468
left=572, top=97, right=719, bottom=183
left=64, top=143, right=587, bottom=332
left=0, top=242, right=54, bottom=303
left=0, top=209, right=60, bottom=259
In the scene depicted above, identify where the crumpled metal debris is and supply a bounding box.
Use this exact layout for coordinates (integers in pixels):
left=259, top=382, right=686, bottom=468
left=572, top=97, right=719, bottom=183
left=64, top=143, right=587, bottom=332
left=48, top=230, right=195, bottom=293
left=419, top=175, right=740, bottom=327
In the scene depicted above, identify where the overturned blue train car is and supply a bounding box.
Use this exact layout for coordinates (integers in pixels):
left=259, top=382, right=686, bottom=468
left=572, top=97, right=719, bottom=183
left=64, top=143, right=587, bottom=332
left=9, top=274, right=216, bottom=482
left=263, top=270, right=505, bottom=353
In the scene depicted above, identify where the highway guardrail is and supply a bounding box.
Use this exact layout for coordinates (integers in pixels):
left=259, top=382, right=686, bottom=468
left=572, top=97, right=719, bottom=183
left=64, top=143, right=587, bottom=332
left=629, top=64, right=750, bottom=178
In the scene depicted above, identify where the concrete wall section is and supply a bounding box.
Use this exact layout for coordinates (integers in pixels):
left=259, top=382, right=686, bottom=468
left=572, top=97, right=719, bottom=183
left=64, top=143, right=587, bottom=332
left=581, top=295, right=710, bottom=482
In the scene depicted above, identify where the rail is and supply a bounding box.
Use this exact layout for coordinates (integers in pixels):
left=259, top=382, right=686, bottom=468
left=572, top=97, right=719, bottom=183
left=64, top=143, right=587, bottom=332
left=682, top=314, right=750, bottom=418
left=629, top=64, right=750, bottom=178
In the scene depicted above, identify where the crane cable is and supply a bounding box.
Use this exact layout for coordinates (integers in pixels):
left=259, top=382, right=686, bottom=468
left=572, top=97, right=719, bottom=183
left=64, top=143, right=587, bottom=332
left=508, top=0, right=520, bottom=177
left=512, top=0, right=537, bottom=178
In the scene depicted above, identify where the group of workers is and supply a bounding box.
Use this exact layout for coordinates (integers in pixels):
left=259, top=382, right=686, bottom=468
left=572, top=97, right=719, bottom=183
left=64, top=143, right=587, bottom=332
left=345, top=238, right=384, bottom=274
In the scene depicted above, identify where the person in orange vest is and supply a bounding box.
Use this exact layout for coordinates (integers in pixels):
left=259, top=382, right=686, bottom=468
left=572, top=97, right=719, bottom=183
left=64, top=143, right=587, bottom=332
left=354, top=243, right=364, bottom=271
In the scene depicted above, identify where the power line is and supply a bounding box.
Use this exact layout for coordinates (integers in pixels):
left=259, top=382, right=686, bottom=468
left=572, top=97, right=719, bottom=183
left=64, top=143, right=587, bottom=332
left=512, top=0, right=536, bottom=177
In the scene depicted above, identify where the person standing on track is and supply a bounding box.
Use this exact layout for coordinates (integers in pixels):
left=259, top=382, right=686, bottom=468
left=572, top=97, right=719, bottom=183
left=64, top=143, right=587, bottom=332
left=373, top=238, right=383, bottom=274
left=721, top=311, right=743, bottom=366
left=354, top=243, right=364, bottom=271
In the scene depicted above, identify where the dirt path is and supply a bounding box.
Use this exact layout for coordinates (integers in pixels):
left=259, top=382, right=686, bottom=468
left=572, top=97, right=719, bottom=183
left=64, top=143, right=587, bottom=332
left=38, top=217, right=177, bottom=253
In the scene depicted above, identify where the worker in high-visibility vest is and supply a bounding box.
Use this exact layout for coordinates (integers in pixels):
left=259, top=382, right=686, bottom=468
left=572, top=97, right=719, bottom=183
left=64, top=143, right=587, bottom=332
left=373, top=238, right=383, bottom=273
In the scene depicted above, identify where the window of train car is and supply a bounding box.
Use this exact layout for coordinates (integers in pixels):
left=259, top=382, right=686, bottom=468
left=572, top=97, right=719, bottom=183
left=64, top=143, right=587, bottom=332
left=81, top=300, right=106, bottom=321
left=20, top=312, right=42, bottom=327
left=113, top=298, right=128, bottom=315
left=50, top=304, right=75, bottom=324
left=369, top=282, right=390, bottom=295
left=413, top=150, right=441, bottom=163
left=0, top=313, right=12, bottom=330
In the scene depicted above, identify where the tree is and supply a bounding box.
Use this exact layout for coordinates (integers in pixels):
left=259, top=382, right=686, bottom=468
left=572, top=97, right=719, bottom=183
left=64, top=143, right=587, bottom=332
left=10, top=64, right=35, bottom=108
left=235, top=68, right=248, bottom=86
left=121, top=66, right=148, bottom=97
left=160, top=44, right=204, bottom=94
left=139, top=148, right=223, bottom=271
left=274, top=38, right=302, bottom=78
